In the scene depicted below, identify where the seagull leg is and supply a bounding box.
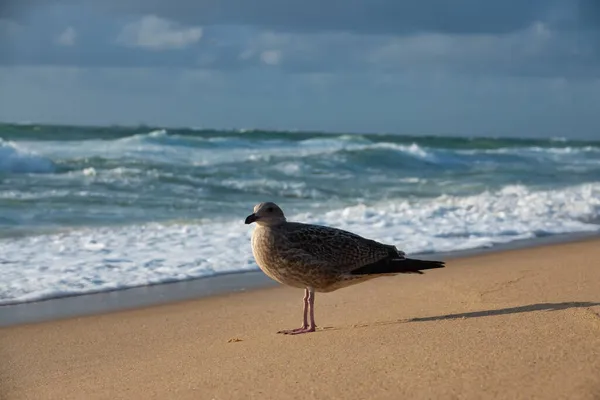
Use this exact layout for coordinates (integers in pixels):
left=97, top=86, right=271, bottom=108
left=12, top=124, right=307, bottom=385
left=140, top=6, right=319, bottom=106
left=307, top=288, right=317, bottom=331
left=277, top=288, right=316, bottom=334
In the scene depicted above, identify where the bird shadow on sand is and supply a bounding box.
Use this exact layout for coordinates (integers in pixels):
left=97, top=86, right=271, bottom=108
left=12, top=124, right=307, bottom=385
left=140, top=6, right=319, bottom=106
left=319, top=301, right=600, bottom=332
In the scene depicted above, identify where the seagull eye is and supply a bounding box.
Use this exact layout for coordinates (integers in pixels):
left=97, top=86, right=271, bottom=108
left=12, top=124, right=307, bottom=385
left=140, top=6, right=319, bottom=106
left=266, top=207, right=274, bottom=212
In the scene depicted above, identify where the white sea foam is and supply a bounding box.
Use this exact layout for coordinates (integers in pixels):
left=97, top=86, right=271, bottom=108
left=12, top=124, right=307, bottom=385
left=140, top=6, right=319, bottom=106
left=371, top=142, right=437, bottom=161
left=0, top=139, right=55, bottom=173
left=219, top=178, right=326, bottom=199
left=147, top=129, right=167, bottom=137
left=82, top=167, right=97, bottom=176
left=1, top=183, right=599, bottom=305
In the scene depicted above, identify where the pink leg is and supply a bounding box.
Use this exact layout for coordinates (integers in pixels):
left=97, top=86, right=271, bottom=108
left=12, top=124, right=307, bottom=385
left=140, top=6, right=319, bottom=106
left=278, top=288, right=317, bottom=335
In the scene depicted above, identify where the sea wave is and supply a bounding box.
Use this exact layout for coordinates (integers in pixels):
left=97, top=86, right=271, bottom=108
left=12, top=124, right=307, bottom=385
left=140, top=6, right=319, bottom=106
left=8, top=128, right=600, bottom=174
left=232, top=140, right=437, bottom=167
left=118, top=129, right=209, bottom=148
left=217, top=178, right=330, bottom=199
left=109, top=131, right=437, bottom=165
left=1, top=182, right=598, bottom=305
left=459, top=146, right=600, bottom=156
left=0, top=138, right=55, bottom=174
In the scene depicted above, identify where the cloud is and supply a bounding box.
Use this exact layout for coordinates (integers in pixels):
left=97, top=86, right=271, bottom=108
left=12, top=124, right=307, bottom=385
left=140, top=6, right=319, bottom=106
left=201, top=24, right=600, bottom=78
left=0, top=1, right=599, bottom=80
left=233, top=32, right=291, bottom=66
left=4, top=0, right=593, bottom=36
left=89, top=0, right=600, bottom=36
left=366, top=21, right=595, bottom=77
left=55, top=26, right=76, bottom=46
left=116, top=15, right=202, bottom=50
left=260, top=50, right=281, bottom=65
left=1, top=8, right=598, bottom=80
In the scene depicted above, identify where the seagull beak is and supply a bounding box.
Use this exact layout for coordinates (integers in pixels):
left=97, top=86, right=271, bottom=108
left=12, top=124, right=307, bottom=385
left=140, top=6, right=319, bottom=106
left=245, top=213, right=258, bottom=224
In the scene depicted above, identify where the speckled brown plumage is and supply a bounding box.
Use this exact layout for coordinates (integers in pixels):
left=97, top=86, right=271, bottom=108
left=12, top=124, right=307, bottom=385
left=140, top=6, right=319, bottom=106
left=251, top=221, right=405, bottom=292
left=245, top=201, right=445, bottom=334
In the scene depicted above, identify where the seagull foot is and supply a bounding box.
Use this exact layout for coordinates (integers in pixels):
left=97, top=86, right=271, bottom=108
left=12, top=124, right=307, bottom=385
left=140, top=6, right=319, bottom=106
left=277, top=326, right=316, bottom=335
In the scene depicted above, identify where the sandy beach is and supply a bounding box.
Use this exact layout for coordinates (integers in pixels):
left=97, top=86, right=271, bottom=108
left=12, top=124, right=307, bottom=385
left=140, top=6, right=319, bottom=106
left=2, top=238, right=600, bottom=400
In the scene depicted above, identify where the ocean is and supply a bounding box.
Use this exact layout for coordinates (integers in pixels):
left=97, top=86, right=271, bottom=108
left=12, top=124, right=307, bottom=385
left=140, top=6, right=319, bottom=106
left=1, top=123, right=599, bottom=305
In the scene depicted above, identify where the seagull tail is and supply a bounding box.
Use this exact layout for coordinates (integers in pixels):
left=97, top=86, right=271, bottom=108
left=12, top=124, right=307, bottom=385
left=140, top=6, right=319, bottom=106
left=350, top=257, right=445, bottom=276
left=395, top=258, right=446, bottom=274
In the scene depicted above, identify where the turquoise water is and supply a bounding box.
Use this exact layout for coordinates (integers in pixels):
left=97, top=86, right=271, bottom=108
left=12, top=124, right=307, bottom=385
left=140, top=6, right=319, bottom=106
left=1, top=123, right=599, bottom=304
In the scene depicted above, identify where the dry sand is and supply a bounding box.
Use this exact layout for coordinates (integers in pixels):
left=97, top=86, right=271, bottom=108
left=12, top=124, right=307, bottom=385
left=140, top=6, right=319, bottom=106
left=2, top=238, right=600, bottom=400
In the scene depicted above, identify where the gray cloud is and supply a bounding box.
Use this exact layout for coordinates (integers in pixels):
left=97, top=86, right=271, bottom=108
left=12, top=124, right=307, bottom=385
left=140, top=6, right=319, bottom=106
left=100, top=0, right=550, bottom=35
left=3, top=0, right=594, bottom=35
left=2, top=21, right=600, bottom=80
left=116, top=15, right=202, bottom=50
left=1, top=0, right=599, bottom=80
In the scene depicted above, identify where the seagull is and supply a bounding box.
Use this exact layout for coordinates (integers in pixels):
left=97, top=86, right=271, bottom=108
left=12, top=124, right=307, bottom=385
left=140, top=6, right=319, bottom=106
left=245, top=202, right=446, bottom=335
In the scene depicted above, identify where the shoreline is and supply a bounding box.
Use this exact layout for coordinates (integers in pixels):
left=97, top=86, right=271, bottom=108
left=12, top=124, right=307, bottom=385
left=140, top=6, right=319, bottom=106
left=2, top=235, right=600, bottom=399
left=1, top=230, right=598, bottom=328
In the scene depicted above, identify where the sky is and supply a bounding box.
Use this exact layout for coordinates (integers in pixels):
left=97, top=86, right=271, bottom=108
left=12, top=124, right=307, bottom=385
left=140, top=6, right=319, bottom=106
left=0, top=1, right=599, bottom=138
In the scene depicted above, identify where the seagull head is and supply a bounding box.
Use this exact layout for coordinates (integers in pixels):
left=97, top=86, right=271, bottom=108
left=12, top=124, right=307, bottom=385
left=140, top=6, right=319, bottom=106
left=245, top=202, right=287, bottom=226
